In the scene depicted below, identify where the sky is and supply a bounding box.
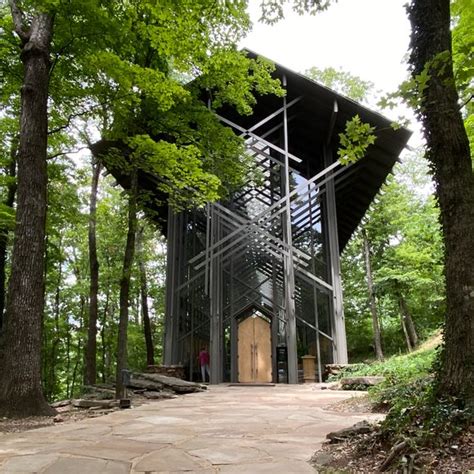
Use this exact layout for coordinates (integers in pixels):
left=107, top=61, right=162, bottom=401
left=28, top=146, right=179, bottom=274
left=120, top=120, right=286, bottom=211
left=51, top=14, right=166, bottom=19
left=241, top=0, right=422, bottom=147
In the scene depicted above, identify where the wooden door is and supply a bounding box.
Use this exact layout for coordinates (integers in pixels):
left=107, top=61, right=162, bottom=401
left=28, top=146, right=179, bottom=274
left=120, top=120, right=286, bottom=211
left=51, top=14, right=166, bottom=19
left=238, top=315, right=272, bottom=383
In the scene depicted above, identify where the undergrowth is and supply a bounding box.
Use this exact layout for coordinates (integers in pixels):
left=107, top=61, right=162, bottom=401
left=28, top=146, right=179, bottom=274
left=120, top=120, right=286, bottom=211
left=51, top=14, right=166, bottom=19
left=329, top=347, right=435, bottom=382
left=332, top=347, right=472, bottom=448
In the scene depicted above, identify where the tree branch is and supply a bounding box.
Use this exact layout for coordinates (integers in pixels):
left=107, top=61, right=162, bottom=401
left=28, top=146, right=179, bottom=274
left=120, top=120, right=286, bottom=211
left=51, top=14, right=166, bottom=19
left=48, top=146, right=89, bottom=161
left=49, top=37, right=77, bottom=76
left=48, top=90, right=136, bottom=136
left=459, top=94, right=473, bottom=111
left=9, top=0, right=30, bottom=43
left=48, top=109, right=93, bottom=135
left=380, top=440, right=409, bottom=471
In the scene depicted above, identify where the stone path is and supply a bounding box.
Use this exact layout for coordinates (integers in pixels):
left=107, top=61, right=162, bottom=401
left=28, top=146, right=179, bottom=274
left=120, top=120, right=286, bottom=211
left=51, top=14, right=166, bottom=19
left=0, top=385, right=381, bottom=473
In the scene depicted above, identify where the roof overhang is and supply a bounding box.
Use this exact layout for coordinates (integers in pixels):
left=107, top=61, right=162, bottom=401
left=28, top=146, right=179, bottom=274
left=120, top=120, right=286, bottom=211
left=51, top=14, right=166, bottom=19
left=218, top=50, right=412, bottom=250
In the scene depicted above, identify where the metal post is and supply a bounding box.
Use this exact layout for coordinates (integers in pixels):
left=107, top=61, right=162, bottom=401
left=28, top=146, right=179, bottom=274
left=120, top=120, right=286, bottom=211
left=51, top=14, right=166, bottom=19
left=175, top=213, right=184, bottom=364
left=323, top=146, right=348, bottom=364
left=163, top=208, right=176, bottom=365
left=307, top=183, right=323, bottom=382
left=210, top=205, right=223, bottom=383
left=230, top=256, right=238, bottom=383
left=270, top=161, right=279, bottom=383
left=281, top=74, right=298, bottom=384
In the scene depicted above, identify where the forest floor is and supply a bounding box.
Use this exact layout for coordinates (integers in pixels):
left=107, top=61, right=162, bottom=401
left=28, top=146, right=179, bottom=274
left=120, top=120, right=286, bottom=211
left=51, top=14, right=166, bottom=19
left=0, top=409, right=119, bottom=435
left=313, top=394, right=474, bottom=473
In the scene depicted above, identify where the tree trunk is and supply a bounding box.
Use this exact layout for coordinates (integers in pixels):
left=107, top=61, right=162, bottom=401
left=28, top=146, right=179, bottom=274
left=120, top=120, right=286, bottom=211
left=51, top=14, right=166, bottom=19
left=115, top=171, right=138, bottom=399
left=71, top=248, right=85, bottom=397
left=84, top=159, right=101, bottom=386
left=101, top=288, right=110, bottom=383
left=46, top=254, right=62, bottom=401
left=408, top=0, right=474, bottom=409
left=65, top=321, right=71, bottom=397
left=70, top=336, right=82, bottom=399
left=362, top=228, right=384, bottom=361
left=398, top=293, right=418, bottom=349
left=0, top=147, right=17, bottom=331
left=400, top=309, right=413, bottom=353
left=0, top=7, right=55, bottom=417
left=137, top=226, right=154, bottom=367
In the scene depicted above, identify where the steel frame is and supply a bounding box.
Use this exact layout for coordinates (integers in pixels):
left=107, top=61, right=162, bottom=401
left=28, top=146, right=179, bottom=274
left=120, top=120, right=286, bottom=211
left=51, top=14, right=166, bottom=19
left=163, top=89, right=348, bottom=384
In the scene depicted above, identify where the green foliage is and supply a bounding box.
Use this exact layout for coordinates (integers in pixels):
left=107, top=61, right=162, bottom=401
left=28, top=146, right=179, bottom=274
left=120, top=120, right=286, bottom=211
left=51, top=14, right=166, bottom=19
left=452, top=0, right=474, bottom=99
left=196, top=53, right=284, bottom=115
left=259, top=0, right=333, bottom=24
left=1, top=0, right=291, bottom=402
left=1, top=0, right=286, bottom=211
left=374, top=350, right=470, bottom=446
left=337, top=115, right=376, bottom=164
left=331, top=345, right=471, bottom=446
left=39, top=156, right=167, bottom=401
left=302, top=67, right=377, bottom=165
left=377, top=0, right=473, bottom=162
left=342, top=152, right=444, bottom=359
left=452, top=0, right=474, bottom=163
left=396, top=50, right=453, bottom=110
left=0, top=202, right=15, bottom=231
left=305, top=67, right=374, bottom=103
left=378, top=376, right=470, bottom=447
left=330, top=346, right=436, bottom=381
left=307, top=66, right=443, bottom=360
left=127, top=136, right=221, bottom=208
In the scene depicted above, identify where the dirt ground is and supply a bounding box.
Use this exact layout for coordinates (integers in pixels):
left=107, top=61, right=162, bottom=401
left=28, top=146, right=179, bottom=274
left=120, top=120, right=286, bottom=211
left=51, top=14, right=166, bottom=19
left=0, top=395, right=153, bottom=435
left=0, top=407, right=118, bottom=434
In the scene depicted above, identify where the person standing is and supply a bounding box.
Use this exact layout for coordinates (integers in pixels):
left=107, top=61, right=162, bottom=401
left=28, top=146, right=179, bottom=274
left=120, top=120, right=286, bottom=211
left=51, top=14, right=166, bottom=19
left=198, top=347, right=210, bottom=383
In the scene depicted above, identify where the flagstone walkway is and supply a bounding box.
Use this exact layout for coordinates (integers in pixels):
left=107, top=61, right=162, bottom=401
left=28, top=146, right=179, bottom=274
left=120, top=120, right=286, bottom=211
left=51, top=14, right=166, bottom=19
left=0, top=385, right=381, bottom=473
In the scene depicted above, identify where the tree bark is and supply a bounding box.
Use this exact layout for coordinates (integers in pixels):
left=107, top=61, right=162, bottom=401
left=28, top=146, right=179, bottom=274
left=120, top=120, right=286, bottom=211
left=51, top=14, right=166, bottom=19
left=115, top=171, right=138, bottom=399
left=100, top=288, right=110, bottom=383
left=137, top=226, right=154, bottom=367
left=0, top=148, right=17, bottom=331
left=0, top=6, right=55, bottom=417
left=84, top=159, right=101, bottom=386
left=408, top=0, right=474, bottom=409
left=362, top=228, right=384, bottom=361
left=398, top=293, right=418, bottom=349
left=400, top=309, right=413, bottom=353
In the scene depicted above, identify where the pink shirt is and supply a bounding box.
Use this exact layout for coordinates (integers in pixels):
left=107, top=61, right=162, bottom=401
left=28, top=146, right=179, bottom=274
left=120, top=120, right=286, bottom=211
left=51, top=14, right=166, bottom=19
left=199, top=350, right=210, bottom=365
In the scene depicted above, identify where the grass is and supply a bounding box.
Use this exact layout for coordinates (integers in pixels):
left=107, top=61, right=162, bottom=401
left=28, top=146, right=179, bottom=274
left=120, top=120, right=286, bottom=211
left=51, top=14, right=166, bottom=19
left=330, top=346, right=436, bottom=382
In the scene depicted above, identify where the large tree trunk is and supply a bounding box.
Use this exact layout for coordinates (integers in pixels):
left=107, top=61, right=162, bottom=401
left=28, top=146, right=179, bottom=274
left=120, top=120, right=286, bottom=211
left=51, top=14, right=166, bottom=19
left=115, top=171, right=138, bottom=399
left=0, top=7, right=55, bottom=417
left=84, top=159, right=101, bottom=386
left=137, top=226, right=154, bottom=367
left=407, top=0, right=474, bottom=408
left=362, top=228, right=384, bottom=361
left=0, top=149, right=17, bottom=330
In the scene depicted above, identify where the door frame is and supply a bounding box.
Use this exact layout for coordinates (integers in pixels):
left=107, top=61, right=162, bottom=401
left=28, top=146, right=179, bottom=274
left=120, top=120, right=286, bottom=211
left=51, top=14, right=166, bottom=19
left=231, top=303, right=276, bottom=383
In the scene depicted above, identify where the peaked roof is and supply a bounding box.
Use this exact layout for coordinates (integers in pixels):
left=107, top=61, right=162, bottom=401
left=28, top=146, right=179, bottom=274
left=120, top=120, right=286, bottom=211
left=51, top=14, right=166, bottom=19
left=221, top=50, right=412, bottom=250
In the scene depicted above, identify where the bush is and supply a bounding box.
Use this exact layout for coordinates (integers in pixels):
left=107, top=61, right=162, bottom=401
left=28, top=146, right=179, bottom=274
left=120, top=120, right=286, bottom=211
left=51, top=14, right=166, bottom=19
left=337, top=347, right=471, bottom=446
left=378, top=375, right=470, bottom=446
left=328, top=348, right=435, bottom=382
